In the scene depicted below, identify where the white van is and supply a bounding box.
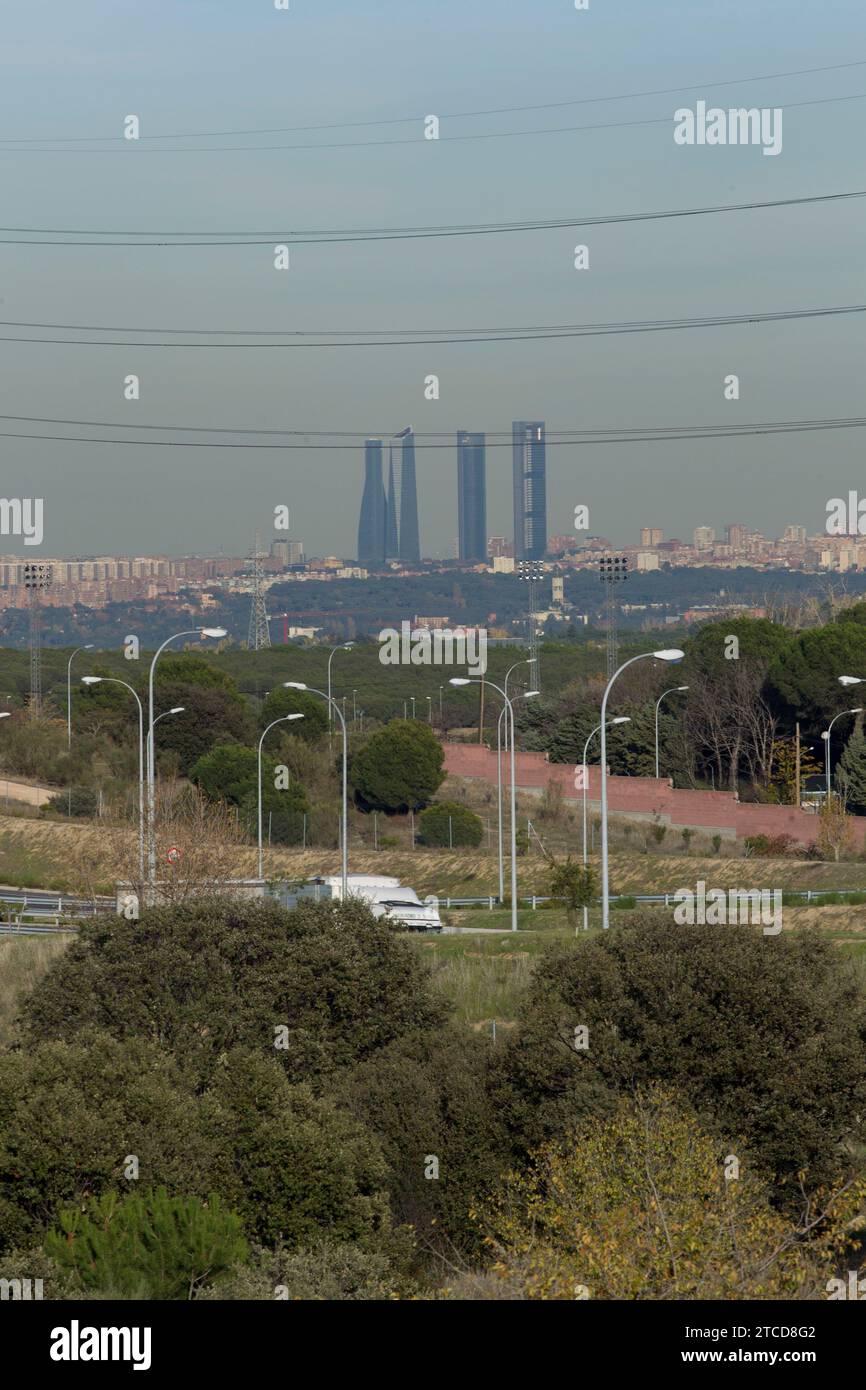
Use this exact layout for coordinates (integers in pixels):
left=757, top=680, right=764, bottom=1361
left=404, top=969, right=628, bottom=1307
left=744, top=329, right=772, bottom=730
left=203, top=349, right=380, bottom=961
left=274, top=875, right=442, bottom=932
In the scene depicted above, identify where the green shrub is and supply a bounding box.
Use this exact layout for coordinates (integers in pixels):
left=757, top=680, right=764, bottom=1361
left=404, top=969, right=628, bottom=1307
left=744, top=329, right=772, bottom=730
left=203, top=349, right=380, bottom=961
left=45, top=1187, right=246, bottom=1300
left=492, top=913, right=866, bottom=1195
left=21, top=897, right=447, bottom=1087
left=417, top=801, right=483, bottom=848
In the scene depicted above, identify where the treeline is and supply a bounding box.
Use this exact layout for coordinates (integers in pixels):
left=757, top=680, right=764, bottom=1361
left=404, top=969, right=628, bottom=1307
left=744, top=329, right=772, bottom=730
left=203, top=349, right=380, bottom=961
left=0, top=900, right=864, bottom=1298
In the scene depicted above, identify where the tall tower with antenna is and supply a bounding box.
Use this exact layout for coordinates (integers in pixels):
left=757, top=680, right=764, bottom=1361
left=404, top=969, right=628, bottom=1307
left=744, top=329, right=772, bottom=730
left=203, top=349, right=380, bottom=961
left=23, top=561, right=52, bottom=720
left=247, top=532, right=271, bottom=650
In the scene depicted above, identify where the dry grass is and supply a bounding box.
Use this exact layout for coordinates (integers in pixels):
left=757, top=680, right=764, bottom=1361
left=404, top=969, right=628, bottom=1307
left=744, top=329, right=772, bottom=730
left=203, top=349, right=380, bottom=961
left=0, top=934, right=70, bottom=1045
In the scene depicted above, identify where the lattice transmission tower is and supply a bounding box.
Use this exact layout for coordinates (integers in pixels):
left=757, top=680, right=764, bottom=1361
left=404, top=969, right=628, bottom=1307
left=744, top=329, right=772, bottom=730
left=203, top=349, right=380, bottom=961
left=599, top=554, right=628, bottom=677
left=23, top=561, right=52, bottom=720
left=517, top=559, right=544, bottom=693
left=247, top=532, right=271, bottom=650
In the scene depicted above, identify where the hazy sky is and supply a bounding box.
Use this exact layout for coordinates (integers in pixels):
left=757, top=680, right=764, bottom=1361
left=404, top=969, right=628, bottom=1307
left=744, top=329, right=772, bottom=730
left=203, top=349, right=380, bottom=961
left=1, top=0, right=864, bottom=558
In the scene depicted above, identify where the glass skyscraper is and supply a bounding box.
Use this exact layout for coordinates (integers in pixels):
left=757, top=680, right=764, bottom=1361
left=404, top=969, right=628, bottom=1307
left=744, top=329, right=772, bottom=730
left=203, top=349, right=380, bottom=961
left=457, top=430, right=486, bottom=561
left=394, top=427, right=420, bottom=563
left=512, top=420, right=547, bottom=560
left=357, top=438, right=386, bottom=563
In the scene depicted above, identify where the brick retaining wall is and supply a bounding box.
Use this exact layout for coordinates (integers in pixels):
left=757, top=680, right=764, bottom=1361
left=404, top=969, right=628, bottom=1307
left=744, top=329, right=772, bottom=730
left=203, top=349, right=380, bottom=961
left=442, top=743, right=863, bottom=848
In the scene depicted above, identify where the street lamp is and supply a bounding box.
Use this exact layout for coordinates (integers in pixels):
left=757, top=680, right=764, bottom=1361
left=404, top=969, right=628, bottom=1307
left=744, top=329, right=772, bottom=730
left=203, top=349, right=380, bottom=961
left=327, top=643, right=353, bottom=743
left=81, top=677, right=182, bottom=881
left=67, top=645, right=94, bottom=749
left=503, top=658, right=536, bottom=753
left=451, top=677, right=538, bottom=931
left=581, top=716, right=631, bottom=933
left=426, top=695, right=433, bottom=725
left=494, top=688, right=538, bottom=904
left=257, top=713, right=304, bottom=878
left=600, top=651, right=684, bottom=929
left=654, top=685, right=688, bottom=779
left=284, top=682, right=348, bottom=898
left=822, top=707, right=862, bottom=797
left=147, top=627, right=227, bottom=891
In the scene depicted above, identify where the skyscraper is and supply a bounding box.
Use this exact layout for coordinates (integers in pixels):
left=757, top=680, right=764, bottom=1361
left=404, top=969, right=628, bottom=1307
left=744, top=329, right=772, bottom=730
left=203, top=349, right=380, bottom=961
left=512, top=421, right=547, bottom=560
left=457, top=431, right=486, bottom=561
left=385, top=446, right=399, bottom=559
left=357, top=438, right=386, bottom=563
left=395, top=427, right=420, bottom=563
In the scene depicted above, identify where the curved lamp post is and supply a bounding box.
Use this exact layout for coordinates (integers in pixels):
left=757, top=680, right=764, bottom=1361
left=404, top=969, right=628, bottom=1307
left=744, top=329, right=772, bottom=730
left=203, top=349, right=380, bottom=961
left=146, top=627, right=226, bottom=891
left=82, top=678, right=182, bottom=881
left=654, top=685, right=688, bottom=779
left=67, top=645, right=94, bottom=749
left=581, top=716, right=630, bottom=931
left=822, top=705, right=863, bottom=796
left=284, top=682, right=347, bottom=898
left=601, top=651, right=684, bottom=929
left=452, top=677, right=538, bottom=931
left=257, top=713, right=304, bottom=878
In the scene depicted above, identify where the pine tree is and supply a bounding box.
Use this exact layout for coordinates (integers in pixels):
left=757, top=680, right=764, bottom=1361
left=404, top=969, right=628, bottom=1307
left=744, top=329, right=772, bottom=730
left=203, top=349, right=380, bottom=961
left=45, top=1187, right=247, bottom=1300
left=836, top=730, right=866, bottom=814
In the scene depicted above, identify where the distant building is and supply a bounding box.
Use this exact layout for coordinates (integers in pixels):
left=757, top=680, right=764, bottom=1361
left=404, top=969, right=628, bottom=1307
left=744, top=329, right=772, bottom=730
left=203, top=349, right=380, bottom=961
left=488, top=536, right=512, bottom=559
left=358, top=438, right=386, bottom=563
left=693, top=526, right=715, bottom=551
left=640, top=527, right=663, bottom=547
left=512, top=421, right=547, bottom=560
left=725, top=523, right=749, bottom=550
left=636, top=551, right=660, bottom=571
left=456, top=431, right=486, bottom=561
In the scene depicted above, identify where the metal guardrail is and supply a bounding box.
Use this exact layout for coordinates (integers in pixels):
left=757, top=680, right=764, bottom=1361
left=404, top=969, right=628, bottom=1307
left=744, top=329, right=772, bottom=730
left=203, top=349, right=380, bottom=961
left=438, top=888, right=866, bottom=909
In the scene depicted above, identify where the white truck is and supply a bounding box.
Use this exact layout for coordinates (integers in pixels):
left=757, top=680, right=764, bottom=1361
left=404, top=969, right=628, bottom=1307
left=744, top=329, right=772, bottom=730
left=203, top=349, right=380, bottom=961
left=274, top=874, right=442, bottom=932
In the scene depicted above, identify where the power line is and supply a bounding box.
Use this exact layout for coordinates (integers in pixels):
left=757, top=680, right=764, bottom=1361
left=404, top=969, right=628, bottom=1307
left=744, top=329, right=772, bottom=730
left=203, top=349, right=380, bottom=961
left=0, top=189, right=862, bottom=247
left=0, top=303, right=862, bottom=348
left=1, top=415, right=865, bottom=449
left=1, top=91, right=863, bottom=155
left=0, top=58, right=861, bottom=145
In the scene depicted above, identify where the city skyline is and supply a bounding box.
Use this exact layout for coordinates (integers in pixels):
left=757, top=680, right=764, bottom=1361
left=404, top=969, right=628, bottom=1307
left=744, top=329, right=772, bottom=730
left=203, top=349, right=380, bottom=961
left=0, top=2, right=863, bottom=559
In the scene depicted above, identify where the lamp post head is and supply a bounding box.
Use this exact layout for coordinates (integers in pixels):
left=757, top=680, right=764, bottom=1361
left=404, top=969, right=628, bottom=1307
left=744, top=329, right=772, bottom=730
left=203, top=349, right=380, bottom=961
left=285, top=713, right=304, bottom=721
left=652, top=649, right=685, bottom=662
left=449, top=677, right=471, bottom=686
left=83, top=644, right=94, bottom=650
left=201, top=627, right=227, bottom=639
left=283, top=681, right=307, bottom=691
left=675, top=685, right=689, bottom=692
left=610, top=716, right=631, bottom=725
left=852, top=707, right=864, bottom=714
left=839, top=675, right=862, bottom=686
left=81, top=676, right=102, bottom=685
left=0, top=712, right=10, bottom=720
left=524, top=690, right=540, bottom=699
left=168, top=707, right=185, bottom=715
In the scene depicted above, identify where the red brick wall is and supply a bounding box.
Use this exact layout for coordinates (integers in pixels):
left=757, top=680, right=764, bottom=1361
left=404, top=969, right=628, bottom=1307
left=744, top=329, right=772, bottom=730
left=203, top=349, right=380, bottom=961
left=442, top=743, right=863, bottom=848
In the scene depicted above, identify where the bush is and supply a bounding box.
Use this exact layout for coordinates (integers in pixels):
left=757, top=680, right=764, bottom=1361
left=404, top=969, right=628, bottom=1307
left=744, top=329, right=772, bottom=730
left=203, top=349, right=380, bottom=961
left=744, top=833, right=797, bottom=858
left=417, top=801, right=483, bottom=848
left=45, top=786, right=97, bottom=818
left=351, top=720, right=444, bottom=813
left=21, top=897, right=448, bottom=1087
left=341, top=1026, right=509, bottom=1256
left=491, top=912, right=866, bottom=1195
left=470, top=1088, right=862, bottom=1301
left=0, top=1032, right=204, bottom=1253
left=45, top=1187, right=246, bottom=1301
left=198, top=1238, right=403, bottom=1301
left=200, top=1053, right=390, bottom=1249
